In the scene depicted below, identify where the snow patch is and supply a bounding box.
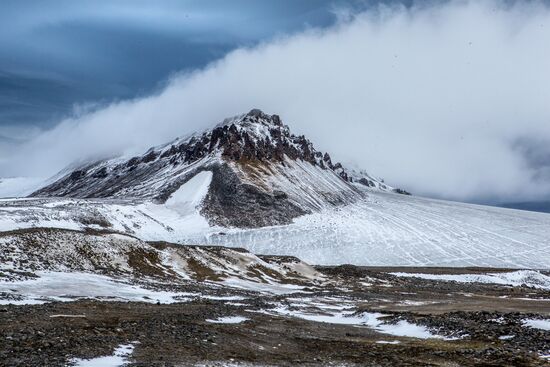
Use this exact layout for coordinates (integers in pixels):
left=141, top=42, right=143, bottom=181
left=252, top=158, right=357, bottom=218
left=376, top=340, right=401, bottom=344
left=71, top=343, right=135, bottom=367
left=263, top=304, right=446, bottom=339
left=0, top=272, right=194, bottom=304
left=390, top=270, right=550, bottom=290
left=367, top=316, right=445, bottom=339
left=523, top=318, right=550, bottom=331
left=165, top=171, right=212, bottom=215
left=206, top=316, right=249, bottom=324
left=221, top=277, right=306, bottom=295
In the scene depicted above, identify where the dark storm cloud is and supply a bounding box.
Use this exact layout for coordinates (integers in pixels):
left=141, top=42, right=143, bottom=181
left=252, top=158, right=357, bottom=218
left=0, top=0, right=352, bottom=134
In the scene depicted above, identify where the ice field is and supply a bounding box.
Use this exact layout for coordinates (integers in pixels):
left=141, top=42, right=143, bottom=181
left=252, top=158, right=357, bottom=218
left=202, top=191, right=550, bottom=268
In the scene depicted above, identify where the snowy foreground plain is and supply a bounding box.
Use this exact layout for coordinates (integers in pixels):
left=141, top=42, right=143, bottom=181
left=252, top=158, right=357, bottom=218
left=1, top=181, right=550, bottom=268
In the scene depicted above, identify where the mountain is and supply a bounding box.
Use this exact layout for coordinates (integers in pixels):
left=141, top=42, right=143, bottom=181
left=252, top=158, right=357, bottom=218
left=31, top=109, right=401, bottom=227
left=0, top=109, right=547, bottom=269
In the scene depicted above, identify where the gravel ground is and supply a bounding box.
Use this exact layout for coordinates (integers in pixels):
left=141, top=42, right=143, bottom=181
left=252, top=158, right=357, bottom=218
left=1, top=264, right=549, bottom=367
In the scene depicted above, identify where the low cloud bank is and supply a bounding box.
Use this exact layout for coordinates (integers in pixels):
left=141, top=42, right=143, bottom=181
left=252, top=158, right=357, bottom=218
left=3, top=1, right=550, bottom=203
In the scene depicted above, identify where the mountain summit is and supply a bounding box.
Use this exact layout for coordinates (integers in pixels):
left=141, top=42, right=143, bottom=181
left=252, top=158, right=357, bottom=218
left=32, top=109, right=401, bottom=227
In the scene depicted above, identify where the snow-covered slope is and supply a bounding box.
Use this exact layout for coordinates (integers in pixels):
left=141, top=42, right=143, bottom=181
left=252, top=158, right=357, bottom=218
left=201, top=190, right=550, bottom=269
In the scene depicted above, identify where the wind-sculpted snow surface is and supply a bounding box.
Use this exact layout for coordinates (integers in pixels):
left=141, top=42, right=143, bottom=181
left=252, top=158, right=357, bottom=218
left=1, top=189, right=550, bottom=268
left=2, top=190, right=550, bottom=268
left=202, top=191, right=550, bottom=269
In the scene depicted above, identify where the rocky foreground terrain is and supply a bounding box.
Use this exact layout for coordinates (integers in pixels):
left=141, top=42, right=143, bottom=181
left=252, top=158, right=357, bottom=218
left=0, top=228, right=549, bottom=366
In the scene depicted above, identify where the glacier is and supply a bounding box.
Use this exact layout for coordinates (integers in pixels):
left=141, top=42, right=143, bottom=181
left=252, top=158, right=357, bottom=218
left=200, top=190, right=550, bottom=268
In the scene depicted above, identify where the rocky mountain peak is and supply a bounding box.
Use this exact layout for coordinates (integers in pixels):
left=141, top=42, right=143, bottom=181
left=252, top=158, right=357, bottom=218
left=210, top=110, right=323, bottom=167
left=217, top=109, right=283, bottom=133
left=31, top=110, right=407, bottom=227
left=242, top=108, right=283, bottom=126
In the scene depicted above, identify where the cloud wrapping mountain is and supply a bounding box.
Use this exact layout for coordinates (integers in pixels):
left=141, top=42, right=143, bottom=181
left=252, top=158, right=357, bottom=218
left=3, top=0, right=550, bottom=203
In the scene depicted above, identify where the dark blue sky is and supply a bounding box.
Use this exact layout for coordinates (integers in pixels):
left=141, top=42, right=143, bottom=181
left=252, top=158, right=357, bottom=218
left=0, top=0, right=403, bottom=137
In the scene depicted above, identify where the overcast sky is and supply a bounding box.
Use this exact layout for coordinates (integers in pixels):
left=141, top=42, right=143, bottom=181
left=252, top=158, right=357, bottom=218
left=1, top=0, right=550, bottom=205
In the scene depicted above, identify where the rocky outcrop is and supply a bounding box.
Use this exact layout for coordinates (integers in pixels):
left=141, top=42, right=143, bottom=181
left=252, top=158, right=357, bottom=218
left=200, top=163, right=308, bottom=227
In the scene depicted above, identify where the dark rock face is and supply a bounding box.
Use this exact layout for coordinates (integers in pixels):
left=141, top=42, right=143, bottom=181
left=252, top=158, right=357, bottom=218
left=200, top=164, right=308, bottom=228
left=393, top=188, right=412, bottom=195
left=357, top=177, right=376, bottom=187
left=150, top=162, right=308, bottom=228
